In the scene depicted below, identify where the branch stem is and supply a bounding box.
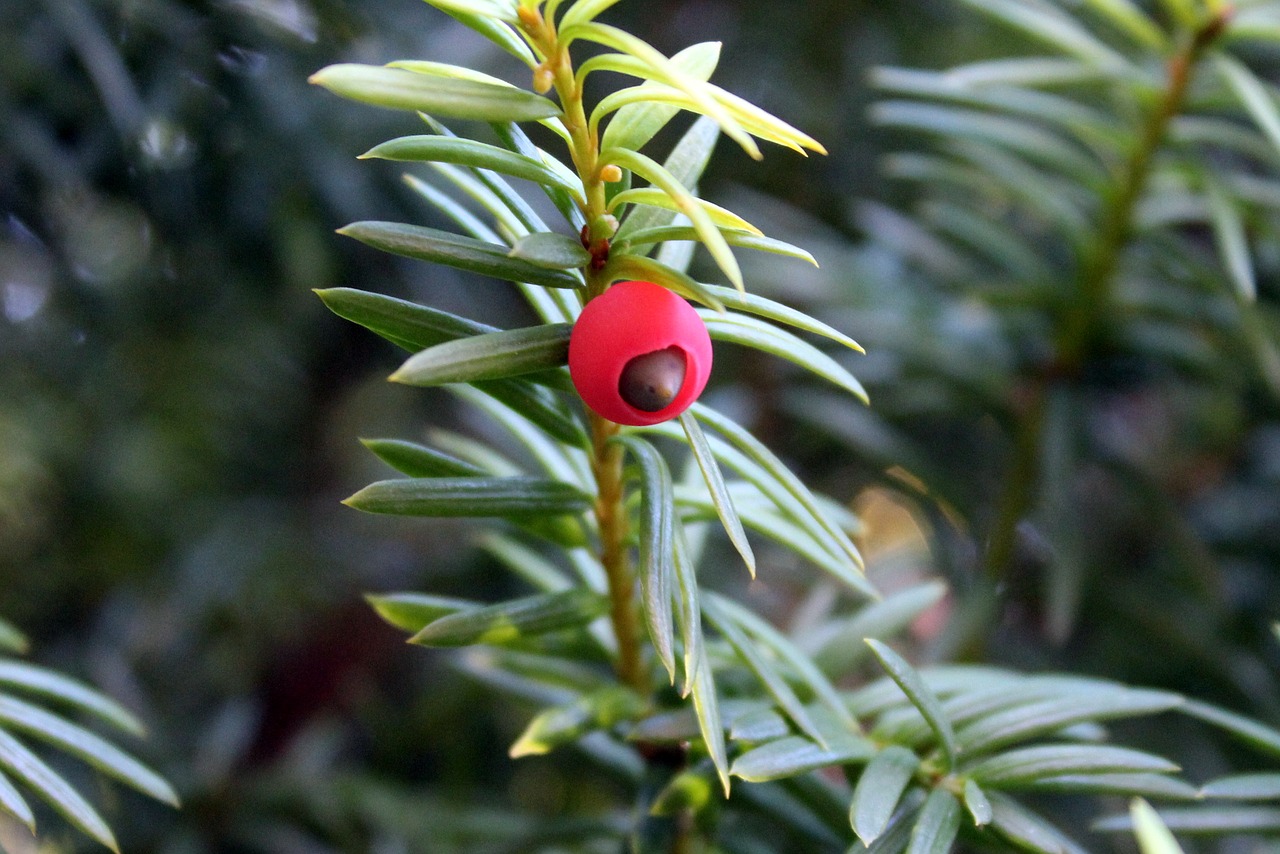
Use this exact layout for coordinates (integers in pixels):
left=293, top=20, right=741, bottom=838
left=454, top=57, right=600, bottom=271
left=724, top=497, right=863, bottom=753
left=982, top=14, right=1228, bottom=588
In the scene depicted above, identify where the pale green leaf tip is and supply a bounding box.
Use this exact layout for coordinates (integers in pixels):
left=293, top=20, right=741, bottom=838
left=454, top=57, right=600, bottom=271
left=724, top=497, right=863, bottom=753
left=508, top=736, right=548, bottom=759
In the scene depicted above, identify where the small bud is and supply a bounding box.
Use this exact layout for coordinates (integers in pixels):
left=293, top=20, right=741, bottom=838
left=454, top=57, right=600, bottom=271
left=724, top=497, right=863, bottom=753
left=532, top=64, right=554, bottom=94
left=599, top=164, right=624, bottom=183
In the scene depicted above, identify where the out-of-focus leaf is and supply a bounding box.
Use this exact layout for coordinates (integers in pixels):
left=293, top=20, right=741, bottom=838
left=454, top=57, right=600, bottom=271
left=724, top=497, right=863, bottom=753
left=410, top=589, right=608, bottom=647
left=866, top=640, right=957, bottom=772
left=968, top=745, right=1179, bottom=787
left=701, top=311, right=868, bottom=403
left=611, top=435, right=677, bottom=683
left=851, top=746, right=920, bottom=845
left=0, top=729, right=117, bottom=852
left=508, top=233, right=592, bottom=269
left=907, top=787, right=962, bottom=854
left=988, top=792, right=1087, bottom=854
left=315, top=287, right=493, bottom=351
left=366, top=592, right=475, bottom=633
left=0, top=697, right=178, bottom=806
left=1203, top=170, right=1256, bottom=301
left=1095, top=806, right=1280, bottom=834
left=390, top=324, right=571, bottom=386
left=679, top=412, right=754, bottom=575
left=650, top=762, right=717, bottom=816
left=1200, top=773, right=1280, bottom=800
left=424, top=0, right=519, bottom=24
left=671, top=527, right=704, bottom=697
left=343, top=476, right=591, bottom=518
left=1180, top=699, right=1280, bottom=759
left=310, top=64, right=558, bottom=120
left=0, top=662, right=142, bottom=737
left=491, top=122, right=586, bottom=232
left=0, top=768, right=33, bottom=831
left=0, top=622, right=27, bottom=655
left=731, top=733, right=875, bottom=783
left=478, top=532, right=575, bottom=592
left=338, top=222, right=583, bottom=289
left=953, top=0, right=1133, bottom=70
left=433, top=5, right=533, bottom=64
left=1217, top=54, right=1280, bottom=161
left=509, top=687, right=644, bottom=758
left=360, top=438, right=488, bottom=478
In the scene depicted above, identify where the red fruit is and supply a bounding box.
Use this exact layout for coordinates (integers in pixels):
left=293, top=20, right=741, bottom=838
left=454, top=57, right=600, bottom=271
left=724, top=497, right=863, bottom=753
left=568, top=280, right=713, bottom=426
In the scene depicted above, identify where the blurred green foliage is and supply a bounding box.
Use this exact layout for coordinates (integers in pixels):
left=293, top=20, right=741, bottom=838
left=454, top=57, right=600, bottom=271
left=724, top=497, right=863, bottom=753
left=4, top=0, right=1280, bottom=850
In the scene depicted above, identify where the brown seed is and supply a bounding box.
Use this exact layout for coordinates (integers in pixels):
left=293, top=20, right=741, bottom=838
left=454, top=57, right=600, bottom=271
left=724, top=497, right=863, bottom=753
left=618, top=346, right=686, bottom=412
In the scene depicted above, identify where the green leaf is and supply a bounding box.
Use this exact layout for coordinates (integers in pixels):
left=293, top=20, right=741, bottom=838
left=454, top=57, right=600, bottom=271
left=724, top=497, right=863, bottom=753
left=804, top=582, right=948, bottom=677
left=953, top=0, right=1133, bottom=70
left=491, top=122, right=586, bottom=232
left=609, top=188, right=760, bottom=235
left=478, top=532, right=576, bottom=592
left=610, top=435, right=677, bottom=684
left=615, top=115, right=724, bottom=243
left=343, top=476, right=591, bottom=518
left=309, top=63, right=558, bottom=121
left=703, top=600, right=825, bottom=747
left=619, top=226, right=819, bottom=267
left=692, top=404, right=868, bottom=586
left=361, top=438, right=488, bottom=478
left=316, top=289, right=583, bottom=445
left=700, top=312, right=868, bottom=403
left=0, top=662, right=142, bottom=737
left=907, top=787, right=962, bottom=854
left=1203, top=169, right=1257, bottom=301
left=731, top=733, right=875, bottom=783
left=650, top=762, right=718, bottom=816
left=603, top=147, right=743, bottom=290
left=0, top=621, right=27, bottom=655
left=0, top=728, right=117, bottom=852
left=451, top=387, right=592, bottom=489
left=601, top=42, right=721, bottom=154
left=424, top=0, right=519, bottom=24
left=1200, top=773, right=1280, bottom=801
left=390, top=324, right=571, bottom=386
left=954, top=688, right=1183, bottom=754
left=1028, top=773, right=1199, bottom=800
left=0, top=769, right=33, bottom=833
left=338, top=222, right=583, bottom=289
left=365, top=592, right=475, bottom=633
left=509, top=686, right=644, bottom=758
left=678, top=412, right=754, bottom=575
left=508, top=233, right=592, bottom=269
left=967, top=745, right=1179, bottom=787
left=561, top=23, right=759, bottom=158
left=964, top=779, right=993, bottom=827
left=1096, top=806, right=1280, bottom=835
left=1217, top=55, right=1280, bottom=159
left=1131, top=798, right=1186, bottom=854
left=0, top=696, right=178, bottom=806
left=409, top=589, right=608, bottom=647
left=851, top=746, right=921, bottom=845
left=705, top=595, right=856, bottom=731
left=1180, top=699, right=1280, bottom=760
left=671, top=526, right=705, bottom=698
left=690, top=649, right=730, bottom=796
left=865, top=640, right=958, bottom=772
left=361, top=136, right=581, bottom=197
left=988, top=792, right=1087, bottom=854
left=604, top=254, right=726, bottom=312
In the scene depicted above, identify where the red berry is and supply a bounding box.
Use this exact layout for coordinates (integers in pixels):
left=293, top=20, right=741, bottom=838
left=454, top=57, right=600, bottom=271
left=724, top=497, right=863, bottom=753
left=568, top=280, right=712, bottom=426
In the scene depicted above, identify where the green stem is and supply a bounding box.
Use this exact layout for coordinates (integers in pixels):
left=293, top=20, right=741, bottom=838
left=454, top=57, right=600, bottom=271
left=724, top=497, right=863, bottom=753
left=982, top=14, right=1228, bottom=589
left=521, top=6, right=646, bottom=693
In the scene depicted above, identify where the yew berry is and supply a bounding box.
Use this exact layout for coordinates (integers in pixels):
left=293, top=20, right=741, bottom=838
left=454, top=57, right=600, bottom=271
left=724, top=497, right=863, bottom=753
left=568, top=280, right=712, bottom=427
